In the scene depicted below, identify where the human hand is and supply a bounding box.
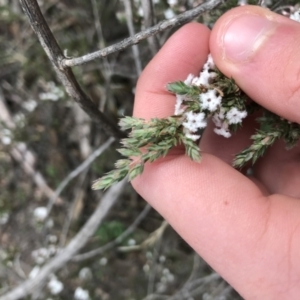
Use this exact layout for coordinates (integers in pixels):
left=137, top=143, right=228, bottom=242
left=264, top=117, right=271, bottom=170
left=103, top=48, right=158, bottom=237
left=132, top=5, right=300, bottom=299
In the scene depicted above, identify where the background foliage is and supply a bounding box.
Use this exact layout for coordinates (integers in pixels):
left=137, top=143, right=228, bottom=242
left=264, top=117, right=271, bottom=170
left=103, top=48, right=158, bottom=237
left=0, top=0, right=298, bottom=299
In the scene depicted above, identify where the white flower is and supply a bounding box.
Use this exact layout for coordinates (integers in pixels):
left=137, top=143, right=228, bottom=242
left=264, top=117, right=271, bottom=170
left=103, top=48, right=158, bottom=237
left=128, top=238, right=136, bottom=246
left=99, top=257, right=108, bottom=266
left=185, top=132, right=201, bottom=141
left=0, top=212, right=9, bottom=225
left=214, top=127, right=231, bottom=138
left=22, top=99, right=37, bottom=112
left=200, top=89, right=222, bottom=112
left=167, top=0, right=178, bottom=6
left=74, top=287, right=90, bottom=300
left=48, top=276, right=64, bottom=295
left=226, top=107, right=247, bottom=124
left=290, top=10, right=300, bottom=22
left=29, top=266, right=40, bottom=279
left=212, top=108, right=226, bottom=127
left=164, top=8, right=175, bottom=19
left=79, top=268, right=92, bottom=281
left=33, top=206, right=48, bottom=222
left=184, top=74, right=194, bottom=85
left=174, top=94, right=185, bottom=115
left=238, top=0, right=248, bottom=5
left=32, top=247, right=50, bottom=264
left=192, top=69, right=216, bottom=87
left=183, top=112, right=207, bottom=132
left=203, top=54, right=215, bottom=70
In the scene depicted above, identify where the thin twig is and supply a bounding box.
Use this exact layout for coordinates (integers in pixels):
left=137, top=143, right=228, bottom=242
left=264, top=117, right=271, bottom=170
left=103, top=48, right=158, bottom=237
left=62, top=0, right=226, bottom=67
left=168, top=273, right=221, bottom=300
left=46, top=137, right=115, bottom=214
left=19, top=0, right=124, bottom=139
left=257, top=0, right=264, bottom=6
left=58, top=169, right=89, bottom=248
left=72, top=203, right=152, bottom=262
left=0, top=179, right=127, bottom=300
left=141, top=0, right=160, bottom=55
left=124, top=0, right=143, bottom=75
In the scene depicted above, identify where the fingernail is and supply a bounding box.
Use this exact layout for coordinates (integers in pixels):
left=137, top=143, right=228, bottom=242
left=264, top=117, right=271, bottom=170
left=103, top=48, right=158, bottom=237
left=223, top=14, right=275, bottom=62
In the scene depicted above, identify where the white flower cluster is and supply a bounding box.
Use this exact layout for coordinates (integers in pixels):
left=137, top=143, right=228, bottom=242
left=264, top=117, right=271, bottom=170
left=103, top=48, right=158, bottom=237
left=174, top=54, right=247, bottom=140
left=39, top=81, right=64, bottom=101
left=290, top=10, right=300, bottom=23
left=48, top=275, right=64, bottom=295
left=74, top=287, right=90, bottom=300
left=33, top=206, right=48, bottom=222
left=31, top=245, right=57, bottom=265
left=31, top=235, right=58, bottom=265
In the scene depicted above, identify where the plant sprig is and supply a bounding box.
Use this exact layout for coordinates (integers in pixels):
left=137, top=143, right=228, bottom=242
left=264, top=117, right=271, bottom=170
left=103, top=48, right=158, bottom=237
left=93, top=59, right=300, bottom=190
left=92, top=116, right=201, bottom=190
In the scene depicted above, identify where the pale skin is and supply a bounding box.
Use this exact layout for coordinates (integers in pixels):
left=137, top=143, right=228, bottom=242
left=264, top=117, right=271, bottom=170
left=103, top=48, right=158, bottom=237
left=132, top=5, right=300, bottom=300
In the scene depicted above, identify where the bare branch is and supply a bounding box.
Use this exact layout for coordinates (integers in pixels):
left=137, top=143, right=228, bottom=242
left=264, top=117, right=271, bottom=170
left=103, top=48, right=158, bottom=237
left=19, top=0, right=125, bottom=139
left=0, top=180, right=127, bottom=300
left=72, top=203, right=152, bottom=262
left=62, top=0, right=226, bottom=67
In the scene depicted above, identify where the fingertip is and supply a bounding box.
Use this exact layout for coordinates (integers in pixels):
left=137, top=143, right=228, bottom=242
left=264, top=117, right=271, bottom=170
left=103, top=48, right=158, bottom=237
left=209, top=5, right=300, bottom=122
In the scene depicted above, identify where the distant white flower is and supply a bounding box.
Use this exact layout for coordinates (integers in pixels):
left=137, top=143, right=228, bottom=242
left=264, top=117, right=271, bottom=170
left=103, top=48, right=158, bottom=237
left=143, top=264, right=150, bottom=273
left=128, top=238, right=136, bottom=246
left=0, top=212, right=9, bottom=225
left=1, top=128, right=12, bottom=145
left=200, top=89, right=222, bottom=112
left=164, top=8, right=175, bottom=19
left=48, top=276, right=64, bottom=295
left=167, top=0, right=178, bottom=6
left=33, top=206, right=48, bottom=222
left=32, top=247, right=50, bottom=264
left=183, top=112, right=207, bottom=132
left=22, top=99, right=37, bottom=112
left=79, top=268, right=92, bottom=281
left=46, top=218, right=54, bottom=228
left=1, top=136, right=11, bottom=145
left=159, top=255, right=166, bottom=263
left=13, top=113, right=25, bottom=127
left=39, top=82, right=64, bottom=101
left=47, top=235, right=58, bottom=244
left=74, top=287, right=90, bottom=300
left=137, top=6, right=144, bottom=17
left=99, top=257, right=108, bottom=266
left=238, top=0, right=248, bottom=5
left=29, top=266, right=40, bottom=279
left=226, top=107, right=247, bottom=124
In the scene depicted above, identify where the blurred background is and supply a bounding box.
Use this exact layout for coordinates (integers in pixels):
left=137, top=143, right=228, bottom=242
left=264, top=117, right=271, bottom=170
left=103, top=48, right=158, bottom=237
left=0, top=0, right=298, bottom=299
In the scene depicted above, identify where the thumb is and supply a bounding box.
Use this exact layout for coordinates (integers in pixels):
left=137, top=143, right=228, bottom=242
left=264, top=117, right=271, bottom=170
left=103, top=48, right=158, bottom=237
left=210, top=5, right=300, bottom=123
